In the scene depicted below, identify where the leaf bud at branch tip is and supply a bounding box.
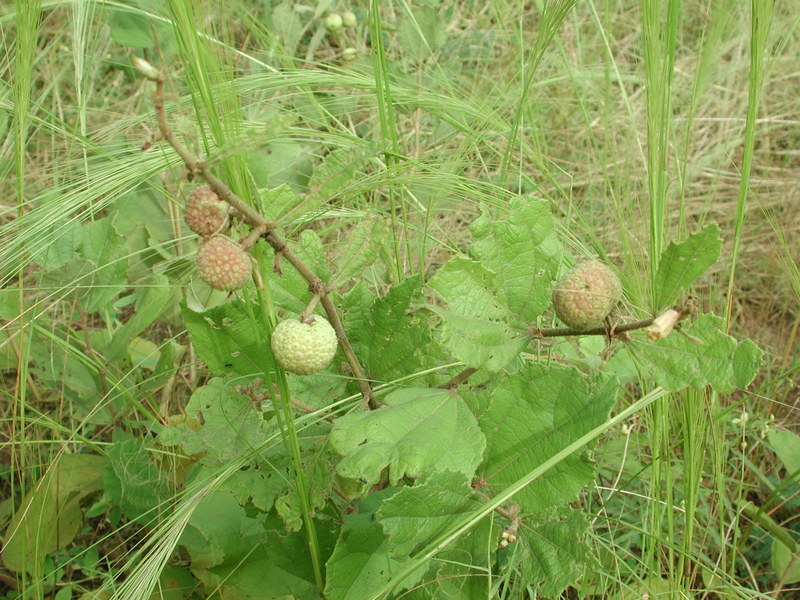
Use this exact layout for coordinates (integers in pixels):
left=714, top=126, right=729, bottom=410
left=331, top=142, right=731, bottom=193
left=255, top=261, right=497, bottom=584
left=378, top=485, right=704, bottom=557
left=132, top=56, right=163, bottom=81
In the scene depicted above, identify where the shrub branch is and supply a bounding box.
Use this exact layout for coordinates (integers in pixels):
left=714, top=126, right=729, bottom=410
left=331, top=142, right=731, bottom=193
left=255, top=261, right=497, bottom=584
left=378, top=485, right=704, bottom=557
left=137, top=59, right=376, bottom=408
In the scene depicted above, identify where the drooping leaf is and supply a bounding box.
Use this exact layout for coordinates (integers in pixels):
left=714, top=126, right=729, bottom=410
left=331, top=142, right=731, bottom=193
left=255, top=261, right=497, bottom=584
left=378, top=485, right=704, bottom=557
left=2, top=454, right=106, bottom=573
left=469, top=196, right=561, bottom=321
left=106, top=273, right=179, bottom=362
left=103, top=429, right=169, bottom=525
left=78, top=217, right=129, bottom=312
left=654, top=223, right=722, bottom=310
left=477, top=365, right=617, bottom=512
left=623, top=313, right=762, bottom=393
left=181, top=298, right=272, bottom=377
left=331, top=216, right=388, bottom=287
left=500, top=509, right=591, bottom=597
left=108, top=9, right=155, bottom=48
left=345, top=276, right=433, bottom=381
left=330, top=387, right=486, bottom=489
left=377, top=471, right=484, bottom=557
left=772, top=537, right=800, bottom=584
left=766, top=429, right=800, bottom=477
left=325, top=491, right=428, bottom=600
left=158, top=377, right=272, bottom=465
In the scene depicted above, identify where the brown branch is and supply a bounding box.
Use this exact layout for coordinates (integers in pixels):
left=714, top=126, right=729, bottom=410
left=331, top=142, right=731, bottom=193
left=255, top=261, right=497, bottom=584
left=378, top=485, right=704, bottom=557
left=530, top=317, right=656, bottom=339
left=141, top=62, right=376, bottom=408
left=437, top=367, right=478, bottom=389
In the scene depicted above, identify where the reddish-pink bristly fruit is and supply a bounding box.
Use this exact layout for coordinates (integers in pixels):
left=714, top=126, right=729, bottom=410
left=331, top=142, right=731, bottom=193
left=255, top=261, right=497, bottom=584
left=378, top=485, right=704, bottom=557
left=184, top=186, right=228, bottom=237
left=196, top=236, right=251, bottom=291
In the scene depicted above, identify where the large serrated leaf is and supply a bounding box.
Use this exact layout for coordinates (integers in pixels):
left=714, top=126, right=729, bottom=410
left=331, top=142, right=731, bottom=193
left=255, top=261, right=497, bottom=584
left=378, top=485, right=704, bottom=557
left=331, top=216, right=388, bottom=286
left=429, top=257, right=508, bottom=320
left=623, top=313, right=762, bottom=392
left=181, top=298, right=272, bottom=377
left=429, top=305, right=528, bottom=372
left=325, top=491, right=428, bottom=600
left=469, top=196, right=561, bottom=321
left=104, top=429, right=169, bottom=525
left=345, top=276, right=432, bottom=381
left=654, top=223, right=722, bottom=310
left=269, top=229, right=330, bottom=314
left=330, top=388, right=486, bottom=488
left=478, top=365, right=617, bottom=512
left=501, top=510, right=590, bottom=597
left=377, top=471, right=483, bottom=557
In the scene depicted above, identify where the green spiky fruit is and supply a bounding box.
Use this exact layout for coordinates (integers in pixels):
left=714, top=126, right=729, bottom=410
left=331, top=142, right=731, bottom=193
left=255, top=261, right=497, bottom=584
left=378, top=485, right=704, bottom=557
left=551, top=260, right=622, bottom=330
left=271, top=317, right=337, bottom=375
left=184, top=186, right=228, bottom=237
left=342, top=11, right=357, bottom=27
left=324, top=13, right=343, bottom=31
left=196, top=236, right=251, bottom=291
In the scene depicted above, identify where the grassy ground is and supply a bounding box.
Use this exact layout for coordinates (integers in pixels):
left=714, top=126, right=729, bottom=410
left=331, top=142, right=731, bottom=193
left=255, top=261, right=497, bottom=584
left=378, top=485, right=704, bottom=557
left=1, top=0, right=799, bottom=598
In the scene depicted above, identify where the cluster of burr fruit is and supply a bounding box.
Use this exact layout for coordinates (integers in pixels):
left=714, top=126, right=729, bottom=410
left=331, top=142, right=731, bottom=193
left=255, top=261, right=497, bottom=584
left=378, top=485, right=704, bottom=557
left=184, top=186, right=252, bottom=292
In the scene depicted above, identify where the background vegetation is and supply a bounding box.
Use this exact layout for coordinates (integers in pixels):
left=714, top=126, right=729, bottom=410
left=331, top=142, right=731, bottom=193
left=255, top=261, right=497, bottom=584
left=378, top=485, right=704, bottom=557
left=1, top=0, right=798, bottom=598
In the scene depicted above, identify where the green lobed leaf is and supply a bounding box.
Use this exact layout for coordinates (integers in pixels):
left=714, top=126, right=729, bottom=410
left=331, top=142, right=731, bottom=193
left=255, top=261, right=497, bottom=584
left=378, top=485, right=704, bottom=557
left=2, top=454, right=106, bottom=573
left=477, top=365, right=618, bottom=512
left=308, top=143, right=379, bottom=202
left=78, top=217, right=129, bottom=312
left=623, top=313, right=762, bottom=393
left=654, top=223, right=722, bottom=310
left=103, top=429, right=169, bottom=525
left=345, top=276, right=433, bottom=381
left=159, top=377, right=271, bottom=464
left=181, top=298, right=273, bottom=377
left=429, top=305, right=528, bottom=372
left=330, top=387, right=486, bottom=488
left=429, top=257, right=508, bottom=320
left=377, top=471, right=484, bottom=557
left=256, top=183, right=302, bottom=223
left=331, top=216, right=388, bottom=287
left=500, top=509, right=591, bottom=597
left=325, top=491, right=428, bottom=600
left=469, top=196, right=561, bottom=321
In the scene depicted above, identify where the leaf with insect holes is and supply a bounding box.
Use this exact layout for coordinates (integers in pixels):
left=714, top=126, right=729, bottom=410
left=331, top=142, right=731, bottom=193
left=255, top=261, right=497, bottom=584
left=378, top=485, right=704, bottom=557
left=621, top=313, right=762, bottom=393
left=654, top=224, right=722, bottom=310
left=330, top=387, right=486, bottom=489
left=475, top=364, right=617, bottom=513
left=158, top=377, right=271, bottom=464
left=181, top=298, right=274, bottom=377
